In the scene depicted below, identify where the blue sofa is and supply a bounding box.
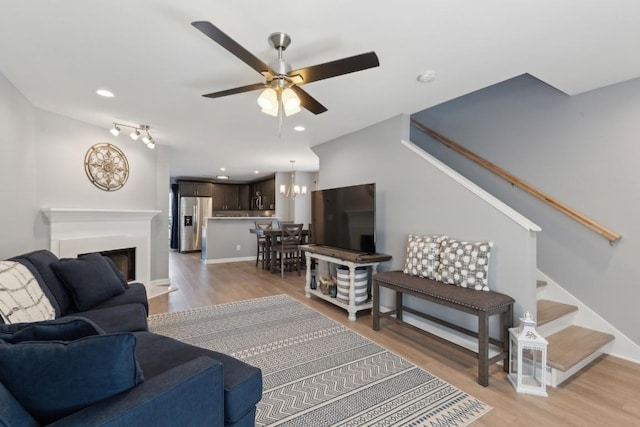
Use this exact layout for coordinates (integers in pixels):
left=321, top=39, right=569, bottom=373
left=0, top=250, right=262, bottom=426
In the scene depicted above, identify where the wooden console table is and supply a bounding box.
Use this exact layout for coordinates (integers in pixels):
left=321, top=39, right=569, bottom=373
left=300, top=245, right=392, bottom=321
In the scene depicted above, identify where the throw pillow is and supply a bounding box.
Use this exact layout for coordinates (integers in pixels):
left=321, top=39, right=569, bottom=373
left=0, top=317, right=102, bottom=343
left=82, top=253, right=130, bottom=289
left=0, top=261, right=56, bottom=324
left=51, top=254, right=126, bottom=311
left=403, top=235, right=447, bottom=280
left=438, top=240, right=493, bottom=291
left=0, top=332, right=144, bottom=425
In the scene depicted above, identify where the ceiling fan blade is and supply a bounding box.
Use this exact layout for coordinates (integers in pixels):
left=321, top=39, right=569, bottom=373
left=202, top=82, right=266, bottom=99
left=289, top=52, right=379, bottom=85
left=291, top=86, right=328, bottom=115
left=191, top=21, right=272, bottom=75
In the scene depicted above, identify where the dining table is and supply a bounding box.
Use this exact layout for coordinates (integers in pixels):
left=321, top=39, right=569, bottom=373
left=249, top=227, right=310, bottom=272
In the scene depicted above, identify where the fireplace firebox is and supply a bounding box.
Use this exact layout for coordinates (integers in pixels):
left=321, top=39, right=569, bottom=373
left=81, top=247, right=136, bottom=282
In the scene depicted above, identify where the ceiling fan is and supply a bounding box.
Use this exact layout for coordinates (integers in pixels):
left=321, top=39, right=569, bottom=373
left=191, top=21, right=380, bottom=116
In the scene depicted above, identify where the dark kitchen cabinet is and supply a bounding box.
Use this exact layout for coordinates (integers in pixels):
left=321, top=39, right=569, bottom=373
left=250, top=178, right=276, bottom=210
left=211, top=184, right=224, bottom=210
left=179, top=181, right=212, bottom=197
left=239, top=184, right=251, bottom=210
left=212, top=184, right=242, bottom=210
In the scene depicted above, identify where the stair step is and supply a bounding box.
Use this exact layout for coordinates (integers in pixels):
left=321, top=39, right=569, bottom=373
left=546, top=326, right=615, bottom=372
left=536, top=280, right=547, bottom=288
left=537, top=299, right=577, bottom=326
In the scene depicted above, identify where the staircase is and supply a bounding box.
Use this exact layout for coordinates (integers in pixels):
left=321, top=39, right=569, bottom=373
left=536, top=280, right=615, bottom=387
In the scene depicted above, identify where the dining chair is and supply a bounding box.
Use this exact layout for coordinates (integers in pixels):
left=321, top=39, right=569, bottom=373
left=254, top=220, right=273, bottom=269
left=272, top=223, right=303, bottom=278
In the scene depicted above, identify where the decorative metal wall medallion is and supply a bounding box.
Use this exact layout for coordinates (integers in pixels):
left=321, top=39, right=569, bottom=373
left=84, top=143, right=129, bottom=191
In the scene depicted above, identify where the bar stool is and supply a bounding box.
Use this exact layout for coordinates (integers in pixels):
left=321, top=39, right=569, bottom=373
left=271, top=223, right=303, bottom=278
left=254, top=221, right=273, bottom=269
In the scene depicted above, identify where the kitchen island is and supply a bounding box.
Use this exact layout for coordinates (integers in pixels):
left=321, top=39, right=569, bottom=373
left=201, top=217, right=279, bottom=263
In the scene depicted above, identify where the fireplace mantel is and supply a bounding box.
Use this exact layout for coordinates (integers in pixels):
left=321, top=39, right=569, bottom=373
left=42, top=208, right=160, bottom=223
left=42, top=208, right=161, bottom=286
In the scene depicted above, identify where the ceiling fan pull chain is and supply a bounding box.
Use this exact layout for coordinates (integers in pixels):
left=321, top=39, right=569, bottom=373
left=277, top=89, right=284, bottom=137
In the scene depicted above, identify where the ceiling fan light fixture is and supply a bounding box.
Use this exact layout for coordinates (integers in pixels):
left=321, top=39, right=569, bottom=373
left=281, top=88, right=300, bottom=109
left=257, top=88, right=277, bottom=110
left=281, top=88, right=301, bottom=116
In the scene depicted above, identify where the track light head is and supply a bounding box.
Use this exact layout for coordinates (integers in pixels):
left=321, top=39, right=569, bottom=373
left=109, top=122, right=156, bottom=147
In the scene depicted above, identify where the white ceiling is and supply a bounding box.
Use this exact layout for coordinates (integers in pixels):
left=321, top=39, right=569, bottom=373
left=2, top=1, right=639, bottom=182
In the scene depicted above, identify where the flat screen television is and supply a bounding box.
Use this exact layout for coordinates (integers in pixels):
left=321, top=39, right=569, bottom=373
left=311, top=183, right=376, bottom=254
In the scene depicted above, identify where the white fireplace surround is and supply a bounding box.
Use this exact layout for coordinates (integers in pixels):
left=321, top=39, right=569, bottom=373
left=42, top=208, right=160, bottom=286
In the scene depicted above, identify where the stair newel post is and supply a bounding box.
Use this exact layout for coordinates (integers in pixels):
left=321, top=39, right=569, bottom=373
left=508, top=312, right=549, bottom=397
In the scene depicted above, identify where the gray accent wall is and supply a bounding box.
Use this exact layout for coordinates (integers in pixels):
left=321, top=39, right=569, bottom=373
left=0, top=71, right=170, bottom=283
left=313, top=114, right=538, bottom=330
left=411, top=74, right=640, bottom=346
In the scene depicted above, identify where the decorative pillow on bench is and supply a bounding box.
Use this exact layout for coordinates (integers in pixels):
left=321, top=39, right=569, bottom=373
left=403, top=234, right=448, bottom=280
left=438, top=240, right=493, bottom=291
left=0, top=317, right=144, bottom=425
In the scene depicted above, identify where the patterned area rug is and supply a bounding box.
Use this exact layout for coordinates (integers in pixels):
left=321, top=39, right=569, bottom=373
left=148, top=295, right=491, bottom=426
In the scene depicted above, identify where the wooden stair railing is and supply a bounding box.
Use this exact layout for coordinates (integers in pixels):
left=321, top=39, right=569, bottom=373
left=411, top=119, right=621, bottom=244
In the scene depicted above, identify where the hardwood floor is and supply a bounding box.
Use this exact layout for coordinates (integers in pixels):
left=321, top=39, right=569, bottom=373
left=165, top=252, right=640, bottom=426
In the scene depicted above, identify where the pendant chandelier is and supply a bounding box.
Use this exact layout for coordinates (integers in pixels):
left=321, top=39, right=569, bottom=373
left=280, top=160, right=307, bottom=199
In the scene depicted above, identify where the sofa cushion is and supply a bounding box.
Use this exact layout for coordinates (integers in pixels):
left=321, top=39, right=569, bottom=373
left=79, top=303, right=149, bottom=333
left=0, top=260, right=56, bottom=324
left=403, top=234, right=447, bottom=280
left=0, top=332, right=144, bottom=425
left=0, top=381, right=40, bottom=427
left=85, top=282, right=149, bottom=315
left=134, top=331, right=262, bottom=424
left=0, top=316, right=102, bottom=343
left=438, top=239, right=493, bottom=291
left=11, top=250, right=75, bottom=315
left=51, top=253, right=126, bottom=311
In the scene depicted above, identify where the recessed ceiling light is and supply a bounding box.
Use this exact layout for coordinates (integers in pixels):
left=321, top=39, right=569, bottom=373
left=216, top=175, right=229, bottom=180
left=96, top=89, right=114, bottom=98
left=220, top=167, right=226, bottom=171
left=254, top=170, right=259, bottom=174
left=293, top=125, right=305, bottom=132
left=417, top=70, right=436, bottom=83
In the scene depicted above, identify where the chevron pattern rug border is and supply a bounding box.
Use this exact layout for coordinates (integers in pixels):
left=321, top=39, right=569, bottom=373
left=148, top=295, right=491, bottom=426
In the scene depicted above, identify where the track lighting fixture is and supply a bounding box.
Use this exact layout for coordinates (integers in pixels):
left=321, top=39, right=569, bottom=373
left=109, top=123, right=155, bottom=149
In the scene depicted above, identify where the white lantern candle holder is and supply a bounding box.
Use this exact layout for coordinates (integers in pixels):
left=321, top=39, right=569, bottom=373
left=508, top=312, right=548, bottom=397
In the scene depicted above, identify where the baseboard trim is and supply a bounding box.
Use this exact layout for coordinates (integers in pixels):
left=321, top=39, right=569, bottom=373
left=203, top=256, right=255, bottom=264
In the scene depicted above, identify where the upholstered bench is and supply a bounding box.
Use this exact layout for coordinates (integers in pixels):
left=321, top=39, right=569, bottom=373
left=372, top=270, right=514, bottom=386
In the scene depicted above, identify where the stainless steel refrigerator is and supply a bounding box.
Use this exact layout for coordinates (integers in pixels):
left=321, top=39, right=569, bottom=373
left=179, top=196, right=212, bottom=252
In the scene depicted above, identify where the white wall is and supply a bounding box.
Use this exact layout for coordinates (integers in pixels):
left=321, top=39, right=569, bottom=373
left=0, top=71, right=170, bottom=283
left=0, top=73, right=38, bottom=258
left=411, top=74, right=640, bottom=346
left=313, top=115, right=538, bottom=327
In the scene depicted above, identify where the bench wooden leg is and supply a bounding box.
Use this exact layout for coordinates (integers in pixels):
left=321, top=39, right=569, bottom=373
left=478, top=312, right=489, bottom=387
left=372, top=282, right=380, bottom=331
left=502, top=304, right=513, bottom=373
